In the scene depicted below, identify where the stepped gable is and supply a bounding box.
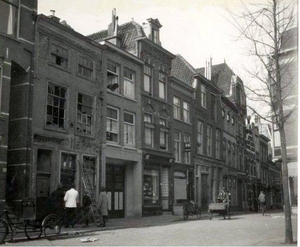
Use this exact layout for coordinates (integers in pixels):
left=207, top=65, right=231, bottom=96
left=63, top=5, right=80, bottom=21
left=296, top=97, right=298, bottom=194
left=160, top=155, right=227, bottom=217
left=171, top=54, right=197, bottom=86
left=87, top=20, right=146, bottom=53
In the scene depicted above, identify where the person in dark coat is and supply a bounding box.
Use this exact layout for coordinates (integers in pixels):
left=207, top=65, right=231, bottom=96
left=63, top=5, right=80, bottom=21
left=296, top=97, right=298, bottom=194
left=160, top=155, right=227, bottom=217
left=82, top=191, right=92, bottom=227
left=45, top=183, right=65, bottom=218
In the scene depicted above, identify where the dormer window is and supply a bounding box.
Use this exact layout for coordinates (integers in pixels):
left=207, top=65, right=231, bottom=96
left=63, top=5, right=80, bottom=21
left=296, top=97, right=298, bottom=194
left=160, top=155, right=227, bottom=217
left=152, top=29, right=159, bottom=44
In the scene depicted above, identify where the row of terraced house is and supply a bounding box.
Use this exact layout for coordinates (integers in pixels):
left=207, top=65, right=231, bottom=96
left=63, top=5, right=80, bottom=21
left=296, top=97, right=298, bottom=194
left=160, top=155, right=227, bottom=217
left=0, top=0, right=282, bottom=218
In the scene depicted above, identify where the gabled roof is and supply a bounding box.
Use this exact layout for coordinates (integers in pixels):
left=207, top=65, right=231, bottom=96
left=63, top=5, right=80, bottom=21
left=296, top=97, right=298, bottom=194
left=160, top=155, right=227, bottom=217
left=197, top=62, right=236, bottom=95
left=170, top=54, right=197, bottom=86
left=87, top=21, right=145, bottom=52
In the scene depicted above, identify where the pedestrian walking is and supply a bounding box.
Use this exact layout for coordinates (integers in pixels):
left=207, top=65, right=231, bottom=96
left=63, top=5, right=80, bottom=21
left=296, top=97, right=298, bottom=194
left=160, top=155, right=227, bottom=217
left=97, top=186, right=109, bottom=227
left=64, top=183, right=79, bottom=228
left=258, top=191, right=266, bottom=215
left=82, top=191, right=92, bottom=227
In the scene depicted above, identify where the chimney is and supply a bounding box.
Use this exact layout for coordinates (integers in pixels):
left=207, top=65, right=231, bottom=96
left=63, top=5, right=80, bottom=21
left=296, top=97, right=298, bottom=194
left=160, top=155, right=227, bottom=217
left=106, top=9, right=120, bottom=46
left=205, top=57, right=212, bottom=80
left=48, top=10, right=60, bottom=23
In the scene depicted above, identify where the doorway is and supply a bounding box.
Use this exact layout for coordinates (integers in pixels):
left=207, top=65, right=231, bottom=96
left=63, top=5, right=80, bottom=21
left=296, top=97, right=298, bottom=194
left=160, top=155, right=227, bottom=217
left=106, top=165, right=125, bottom=218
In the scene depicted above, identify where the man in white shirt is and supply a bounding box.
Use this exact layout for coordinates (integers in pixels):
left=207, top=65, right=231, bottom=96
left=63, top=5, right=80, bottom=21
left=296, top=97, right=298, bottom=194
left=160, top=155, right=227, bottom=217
left=64, top=183, right=79, bottom=228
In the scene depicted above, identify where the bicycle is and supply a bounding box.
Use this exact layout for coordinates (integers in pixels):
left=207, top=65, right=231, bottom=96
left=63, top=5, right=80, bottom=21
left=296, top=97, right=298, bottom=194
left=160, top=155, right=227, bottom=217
left=0, top=199, right=62, bottom=244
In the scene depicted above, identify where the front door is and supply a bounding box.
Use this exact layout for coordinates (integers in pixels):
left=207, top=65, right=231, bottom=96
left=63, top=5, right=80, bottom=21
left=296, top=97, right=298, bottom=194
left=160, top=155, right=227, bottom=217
left=201, top=174, right=208, bottom=211
left=106, top=165, right=124, bottom=218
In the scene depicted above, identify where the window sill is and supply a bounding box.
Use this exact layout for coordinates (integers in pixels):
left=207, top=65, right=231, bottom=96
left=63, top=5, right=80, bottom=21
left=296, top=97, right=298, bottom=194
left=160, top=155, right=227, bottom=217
left=76, top=73, right=96, bottom=83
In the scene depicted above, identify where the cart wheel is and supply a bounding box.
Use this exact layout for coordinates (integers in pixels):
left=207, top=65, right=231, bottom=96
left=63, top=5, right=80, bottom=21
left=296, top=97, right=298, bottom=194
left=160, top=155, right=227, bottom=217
left=25, top=220, right=42, bottom=240
left=197, top=207, right=201, bottom=219
left=209, top=212, right=212, bottom=220
left=0, top=220, right=8, bottom=244
left=42, top=214, right=61, bottom=239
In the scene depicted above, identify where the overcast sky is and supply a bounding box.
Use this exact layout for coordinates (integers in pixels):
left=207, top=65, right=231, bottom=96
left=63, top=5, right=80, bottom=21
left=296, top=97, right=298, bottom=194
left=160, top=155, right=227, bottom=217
left=37, top=0, right=261, bottom=76
left=38, top=0, right=279, bottom=117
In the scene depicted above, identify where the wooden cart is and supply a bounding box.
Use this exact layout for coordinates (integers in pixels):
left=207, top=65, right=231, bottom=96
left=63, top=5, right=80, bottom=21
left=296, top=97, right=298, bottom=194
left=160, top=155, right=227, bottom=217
left=208, top=202, right=230, bottom=220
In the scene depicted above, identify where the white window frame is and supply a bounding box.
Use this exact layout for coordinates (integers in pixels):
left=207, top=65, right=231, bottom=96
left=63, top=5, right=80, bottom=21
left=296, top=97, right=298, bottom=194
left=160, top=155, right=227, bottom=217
left=107, top=61, right=120, bottom=93
left=183, top=101, right=190, bottom=123
left=200, top=84, right=207, bottom=108
left=0, top=0, right=19, bottom=38
left=144, top=112, right=154, bottom=148
left=144, top=65, right=152, bottom=94
left=124, top=111, right=135, bottom=147
left=174, top=131, right=181, bottom=162
left=77, top=92, right=93, bottom=135
left=207, top=125, right=212, bottom=157
left=124, top=68, right=135, bottom=99
left=197, top=120, right=204, bottom=155
left=106, top=106, right=119, bottom=143
left=159, top=72, right=166, bottom=100
left=173, top=96, right=181, bottom=120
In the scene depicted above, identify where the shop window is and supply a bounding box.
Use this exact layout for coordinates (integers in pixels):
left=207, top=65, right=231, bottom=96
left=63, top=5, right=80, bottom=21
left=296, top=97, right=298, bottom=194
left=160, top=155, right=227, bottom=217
left=61, top=153, right=76, bottom=187
left=106, top=107, right=119, bottom=143
left=0, top=0, right=19, bottom=38
left=77, top=93, right=93, bottom=135
left=50, top=43, right=68, bottom=69
left=46, top=82, right=66, bottom=129
left=143, top=170, right=159, bottom=205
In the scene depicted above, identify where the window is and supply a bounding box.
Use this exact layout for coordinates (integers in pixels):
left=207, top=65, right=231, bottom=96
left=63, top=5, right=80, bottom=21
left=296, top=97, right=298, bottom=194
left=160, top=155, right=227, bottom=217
left=152, top=29, right=159, bottom=44
left=106, top=107, right=119, bottom=143
left=78, top=56, right=93, bottom=78
left=61, top=153, right=76, bottom=187
left=183, top=134, right=191, bottom=164
left=144, top=113, right=154, bottom=147
left=173, top=96, right=181, bottom=120
left=50, top=44, right=68, bottom=69
left=0, top=66, right=2, bottom=111
left=107, top=62, right=119, bottom=93
left=159, top=72, right=166, bottom=100
left=174, top=131, right=181, bottom=162
left=231, top=116, right=234, bottom=125
left=77, top=93, right=93, bottom=134
left=216, top=129, right=220, bottom=159
left=124, top=69, right=135, bottom=99
left=46, top=82, right=66, bottom=129
left=143, top=170, right=159, bottom=205
left=211, top=94, right=217, bottom=121
left=207, top=125, right=212, bottom=157
left=227, top=113, right=230, bottom=122
left=144, top=65, right=152, bottom=94
left=0, top=0, right=19, bottom=37
left=83, top=156, right=96, bottom=189
left=197, top=121, right=204, bottom=155
left=222, top=109, right=225, bottom=118
left=200, top=84, right=206, bottom=108
left=183, top=101, right=190, bottom=123
left=124, top=112, right=135, bottom=146
left=159, top=117, right=168, bottom=151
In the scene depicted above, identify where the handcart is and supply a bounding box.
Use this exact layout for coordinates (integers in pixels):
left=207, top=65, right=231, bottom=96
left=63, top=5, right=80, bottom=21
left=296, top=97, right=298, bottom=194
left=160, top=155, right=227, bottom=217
left=182, top=201, right=201, bottom=221
left=208, top=202, right=230, bottom=220
left=0, top=198, right=63, bottom=244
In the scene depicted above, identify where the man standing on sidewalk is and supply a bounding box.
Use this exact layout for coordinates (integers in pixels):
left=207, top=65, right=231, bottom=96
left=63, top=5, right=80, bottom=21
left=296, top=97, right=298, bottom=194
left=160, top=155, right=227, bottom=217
left=64, top=183, right=79, bottom=228
left=97, top=187, right=109, bottom=227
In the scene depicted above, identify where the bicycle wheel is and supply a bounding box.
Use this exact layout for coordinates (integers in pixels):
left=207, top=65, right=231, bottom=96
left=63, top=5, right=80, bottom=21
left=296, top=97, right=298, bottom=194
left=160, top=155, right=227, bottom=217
left=196, top=207, right=201, bottom=219
left=42, top=214, right=61, bottom=239
left=0, top=220, right=8, bottom=244
left=25, top=220, right=42, bottom=240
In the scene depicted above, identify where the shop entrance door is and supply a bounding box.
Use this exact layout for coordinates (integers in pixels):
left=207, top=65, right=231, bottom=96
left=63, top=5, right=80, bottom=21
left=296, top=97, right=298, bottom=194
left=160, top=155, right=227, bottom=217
left=106, top=165, right=124, bottom=218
